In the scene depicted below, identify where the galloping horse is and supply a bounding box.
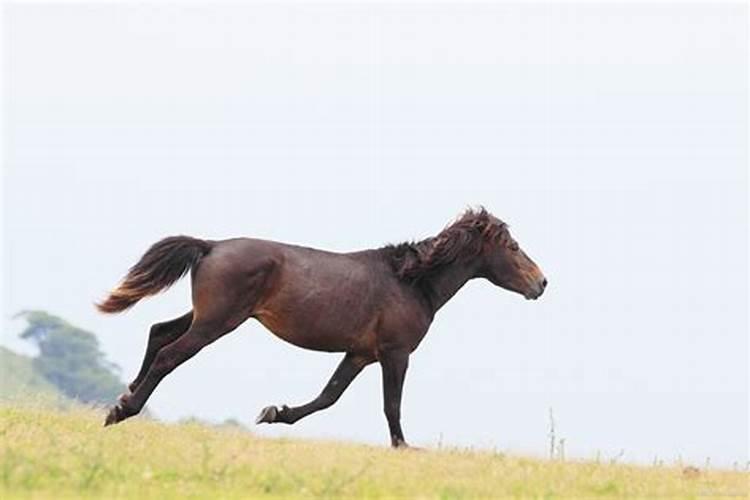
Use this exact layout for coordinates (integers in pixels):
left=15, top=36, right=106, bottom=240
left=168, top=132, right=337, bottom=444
left=98, top=208, right=547, bottom=447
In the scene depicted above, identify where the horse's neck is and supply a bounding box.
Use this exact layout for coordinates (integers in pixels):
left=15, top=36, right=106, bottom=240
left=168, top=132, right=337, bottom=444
left=422, top=258, right=480, bottom=313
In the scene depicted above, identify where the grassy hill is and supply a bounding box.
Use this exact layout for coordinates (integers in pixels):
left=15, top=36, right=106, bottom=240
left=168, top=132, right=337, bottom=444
left=0, top=405, right=746, bottom=499
left=0, top=347, right=67, bottom=403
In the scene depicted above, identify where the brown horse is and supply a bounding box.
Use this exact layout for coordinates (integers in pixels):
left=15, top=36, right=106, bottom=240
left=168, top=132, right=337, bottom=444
left=98, top=208, right=547, bottom=447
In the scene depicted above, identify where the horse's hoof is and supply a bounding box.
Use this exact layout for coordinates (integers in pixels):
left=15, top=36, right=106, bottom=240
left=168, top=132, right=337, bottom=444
left=392, top=439, right=418, bottom=450
left=104, top=397, right=138, bottom=427
left=104, top=405, right=122, bottom=427
left=255, top=405, right=278, bottom=424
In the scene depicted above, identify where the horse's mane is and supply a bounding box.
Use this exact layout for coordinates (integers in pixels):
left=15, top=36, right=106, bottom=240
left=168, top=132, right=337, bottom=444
left=383, top=207, right=509, bottom=283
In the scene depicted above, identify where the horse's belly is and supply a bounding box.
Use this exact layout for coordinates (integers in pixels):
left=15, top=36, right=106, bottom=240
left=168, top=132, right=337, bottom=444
left=252, top=259, right=379, bottom=353
left=253, top=307, right=375, bottom=353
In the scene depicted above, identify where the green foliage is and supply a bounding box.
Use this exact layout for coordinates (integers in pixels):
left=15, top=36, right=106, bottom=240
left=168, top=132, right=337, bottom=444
left=16, top=311, right=124, bottom=404
left=0, top=347, right=62, bottom=402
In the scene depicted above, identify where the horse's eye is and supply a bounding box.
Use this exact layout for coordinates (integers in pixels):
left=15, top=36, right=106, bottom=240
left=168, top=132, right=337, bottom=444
left=509, top=242, right=519, bottom=252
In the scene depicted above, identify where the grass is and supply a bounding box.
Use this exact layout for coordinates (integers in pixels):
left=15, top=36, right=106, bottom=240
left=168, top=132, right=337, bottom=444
left=0, top=405, right=747, bottom=499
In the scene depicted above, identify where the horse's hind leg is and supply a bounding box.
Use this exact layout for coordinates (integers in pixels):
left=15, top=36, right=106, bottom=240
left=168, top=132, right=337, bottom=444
left=127, top=311, right=193, bottom=393
left=104, top=315, right=244, bottom=426
left=256, top=353, right=373, bottom=425
left=104, top=245, right=277, bottom=426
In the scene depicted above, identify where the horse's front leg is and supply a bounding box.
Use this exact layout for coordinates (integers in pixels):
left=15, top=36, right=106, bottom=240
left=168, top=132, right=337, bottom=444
left=380, top=349, right=410, bottom=448
left=256, top=353, right=372, bottom=425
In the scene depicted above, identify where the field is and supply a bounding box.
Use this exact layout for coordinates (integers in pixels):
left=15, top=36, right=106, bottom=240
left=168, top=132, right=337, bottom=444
left=0, top=405, right=746, bottom=499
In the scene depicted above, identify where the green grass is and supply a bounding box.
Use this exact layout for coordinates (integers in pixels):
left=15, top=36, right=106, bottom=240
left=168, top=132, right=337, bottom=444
left=0, top=405, right=746, bottom=499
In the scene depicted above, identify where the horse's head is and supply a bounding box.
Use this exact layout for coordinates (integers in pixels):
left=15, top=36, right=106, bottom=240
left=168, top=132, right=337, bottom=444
left=388, top=208, right=547, bottom=301
left=479, top=219, right=547, bottom=300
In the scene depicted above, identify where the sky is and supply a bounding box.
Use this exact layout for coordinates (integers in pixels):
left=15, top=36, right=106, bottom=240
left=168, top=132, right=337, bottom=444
left=2, top=3, right=747, bottom=467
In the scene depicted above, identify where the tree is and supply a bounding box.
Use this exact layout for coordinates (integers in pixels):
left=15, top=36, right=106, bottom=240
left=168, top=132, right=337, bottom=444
left=17, top=310, right=124, bottom=404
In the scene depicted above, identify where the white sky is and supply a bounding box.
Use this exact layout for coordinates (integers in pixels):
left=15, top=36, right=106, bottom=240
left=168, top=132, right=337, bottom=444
left=2, top=3, right=747, bottom=467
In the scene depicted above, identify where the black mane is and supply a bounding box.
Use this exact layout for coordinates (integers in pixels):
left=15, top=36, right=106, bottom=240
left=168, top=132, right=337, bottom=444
left=383, top=207, right=508, bottom=283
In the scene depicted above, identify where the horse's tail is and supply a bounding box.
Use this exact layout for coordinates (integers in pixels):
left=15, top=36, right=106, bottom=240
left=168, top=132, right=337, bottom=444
left=96, top=236, right=214, bottom=314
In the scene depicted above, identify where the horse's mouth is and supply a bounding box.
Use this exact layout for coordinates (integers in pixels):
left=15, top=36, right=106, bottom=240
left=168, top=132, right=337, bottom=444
left=524, top=288, right=545, bottom=300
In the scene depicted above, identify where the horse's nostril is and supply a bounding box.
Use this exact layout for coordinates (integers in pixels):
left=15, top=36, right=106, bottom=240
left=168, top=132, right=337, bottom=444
left=541, top=278, right=548, bottom=289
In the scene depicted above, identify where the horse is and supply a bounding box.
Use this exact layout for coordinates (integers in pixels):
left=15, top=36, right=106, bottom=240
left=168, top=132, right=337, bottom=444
left=97, top=208, right=547, bottom=447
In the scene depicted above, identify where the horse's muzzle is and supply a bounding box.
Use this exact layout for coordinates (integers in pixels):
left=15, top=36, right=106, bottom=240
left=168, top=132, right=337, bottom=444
left=525, top=277, right=548, bottom=300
